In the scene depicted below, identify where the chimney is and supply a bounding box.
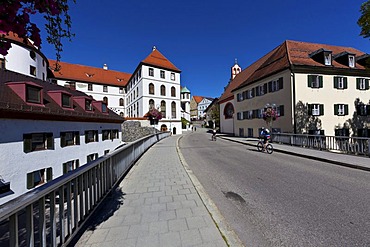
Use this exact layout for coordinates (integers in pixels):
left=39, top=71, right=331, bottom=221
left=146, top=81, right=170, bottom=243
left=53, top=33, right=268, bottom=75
left=103, top=64, right=108, bottom=70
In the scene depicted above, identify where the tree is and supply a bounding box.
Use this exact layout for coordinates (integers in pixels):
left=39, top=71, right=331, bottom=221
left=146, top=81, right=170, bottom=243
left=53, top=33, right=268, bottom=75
left=295, top=101, right=322, bottom=134
left=358, top=1, right=370, bottom=39
left=0, top=0, right=75, bottom=62
left=342, top=98, right=370, bottom=136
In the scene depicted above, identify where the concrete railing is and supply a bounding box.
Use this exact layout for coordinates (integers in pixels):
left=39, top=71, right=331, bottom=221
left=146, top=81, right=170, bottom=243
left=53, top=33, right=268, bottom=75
left=272, top=133, right=370, bottom=157
left=0, top=132, right=170, bottom=247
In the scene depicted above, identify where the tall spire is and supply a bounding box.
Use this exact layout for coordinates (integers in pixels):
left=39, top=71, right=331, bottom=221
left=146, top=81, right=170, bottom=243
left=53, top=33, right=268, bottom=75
left=231, top=58, right=241, bottom=80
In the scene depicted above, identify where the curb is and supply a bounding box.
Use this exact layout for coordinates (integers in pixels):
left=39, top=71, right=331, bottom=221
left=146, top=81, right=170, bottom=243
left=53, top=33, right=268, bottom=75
left=176, top=135, right=245, bottom=247
left=219, top=136, right=370, bottom=172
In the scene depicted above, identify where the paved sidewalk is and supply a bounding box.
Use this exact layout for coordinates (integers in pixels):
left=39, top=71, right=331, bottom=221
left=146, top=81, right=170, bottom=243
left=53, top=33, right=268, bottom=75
left=219, top=135, right=370, bottom=171
left=74, top=135, right=228, bottom=247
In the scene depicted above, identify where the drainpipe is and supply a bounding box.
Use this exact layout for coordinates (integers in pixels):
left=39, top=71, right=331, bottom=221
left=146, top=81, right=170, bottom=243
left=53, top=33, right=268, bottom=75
left=291, top=66, right=297, bottom=134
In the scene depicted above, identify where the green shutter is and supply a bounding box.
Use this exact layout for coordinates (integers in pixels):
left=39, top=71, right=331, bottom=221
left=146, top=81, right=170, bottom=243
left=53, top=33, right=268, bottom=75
left=279, top=105, right=284, bottom=116
left=268, top=81, right=272, bottom=92
left=75, top=131, right=80, bottom=145
left=366, top=79, right=369, bottom=90
left=95, top=130, right=99, bottom=142
left=319, top=104, right=324, bottom=115
left=60, top=132, right=66, bottom=147
left=334, top=77, right=338, bottom=89
left=308, top=104, right=313, bottom=115
left=264, top=83, right=268, bottom=94
left=319, top=76, right=323, bottom=88
left=46, top=133, right=54, bottom=150
left=344, top=77, right=348, bottom=89
left=308, top=75, right=312, bottom=87
left=63, top=163, right=67, bottom=174
left=85, top=131, right=88, bottom=143
left=356, top=78, right=361, bottom=89
left=76, top=159, right=80, bottom=168
left=344, top=105, right=349, bottom=115
left=27, top=173, right=34, bottom=189
left=47, top=168, right=52, bottom=181
left=334, top=104, right=339, bottom=115
left=23, top=134, right=32, bottom=153
left=279, top=77, right=283, bottom=89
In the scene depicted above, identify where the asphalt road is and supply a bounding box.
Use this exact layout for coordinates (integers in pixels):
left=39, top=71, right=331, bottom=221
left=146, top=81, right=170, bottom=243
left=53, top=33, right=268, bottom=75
left=179, top=129, right=370, bottom=246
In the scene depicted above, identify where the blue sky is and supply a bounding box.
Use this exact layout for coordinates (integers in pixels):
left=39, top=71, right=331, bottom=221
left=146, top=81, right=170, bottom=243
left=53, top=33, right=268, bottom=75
left=37, top=0, right=369, bottom=98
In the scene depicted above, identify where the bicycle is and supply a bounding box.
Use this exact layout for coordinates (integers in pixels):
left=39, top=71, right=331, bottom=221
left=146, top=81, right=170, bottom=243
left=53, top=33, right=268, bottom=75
left=257, top=140, right=273, bottom=154
left=211, top=134, right=217, bottom=141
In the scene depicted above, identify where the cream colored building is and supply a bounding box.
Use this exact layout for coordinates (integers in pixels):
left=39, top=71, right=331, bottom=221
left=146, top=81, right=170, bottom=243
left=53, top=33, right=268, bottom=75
left=222, top=40, right=370, bottom=137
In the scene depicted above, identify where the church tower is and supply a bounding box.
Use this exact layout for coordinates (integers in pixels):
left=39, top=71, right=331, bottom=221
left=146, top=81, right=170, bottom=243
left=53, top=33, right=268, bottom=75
left=231, top=58, right=241, bottom=80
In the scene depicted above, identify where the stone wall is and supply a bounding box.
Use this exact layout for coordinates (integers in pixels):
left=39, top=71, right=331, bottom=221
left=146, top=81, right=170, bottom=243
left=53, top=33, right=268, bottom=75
left=122, top=120, right=159, bottom=142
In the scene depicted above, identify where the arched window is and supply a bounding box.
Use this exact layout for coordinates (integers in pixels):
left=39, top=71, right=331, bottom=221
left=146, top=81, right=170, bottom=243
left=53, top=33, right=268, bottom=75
left=103, top=97, right=108, bottom=106
left=160, top=85, right=166, bottom=96
left=149, top=83, right=154, bottom=95
left=171, top=86, right=176, bottom=97
left=119, top=98, right=124, bottom=106
left=161, top=101, right=166, bottom=118
left=224, top=103, right=234, bottom=119
left=171, top=101, right=176, bottom=118
left=149, top=99, right=154, bottom=109
left=120, top=112, right=124, bottom=117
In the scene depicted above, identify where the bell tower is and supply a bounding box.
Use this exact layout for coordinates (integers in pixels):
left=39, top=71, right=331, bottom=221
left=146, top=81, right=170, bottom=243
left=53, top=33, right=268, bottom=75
left=231, top=58, right=241, bottom=80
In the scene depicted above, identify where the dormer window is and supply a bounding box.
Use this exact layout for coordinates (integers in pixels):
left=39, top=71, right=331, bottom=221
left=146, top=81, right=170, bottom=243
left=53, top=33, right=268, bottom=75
left=30, top=65, right=36, bottom=76
left=26, top=85, right=41, bottom=104
left=102, top=103, right=107, bottom=113
left=348, top=55, right=355, bottom=68
left=309, top=48, right=332, bottom=66
left=85, top=99, right=92, bottom=111
left=61, top=93, right=72, bottom=108
left=324, top=53, right=332, bottom=66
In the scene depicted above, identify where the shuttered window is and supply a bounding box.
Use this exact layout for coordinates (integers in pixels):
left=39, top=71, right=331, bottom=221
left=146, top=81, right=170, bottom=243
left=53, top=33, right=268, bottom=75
left=24, top=133, right=54, bottom=153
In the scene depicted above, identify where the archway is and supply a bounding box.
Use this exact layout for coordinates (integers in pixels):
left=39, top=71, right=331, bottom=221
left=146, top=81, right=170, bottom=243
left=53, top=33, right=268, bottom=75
left=173, top=127, right=177, bottom=135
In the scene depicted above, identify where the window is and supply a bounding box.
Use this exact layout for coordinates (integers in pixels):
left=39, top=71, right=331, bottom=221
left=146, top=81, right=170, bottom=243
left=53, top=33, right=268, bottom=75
left=324, top=53, right=332, bottom=66
left=103, top=97, right=108, bottom=106
left=335, top=128, right=349, bottom=137
left=308, top=75, right=323, bottom=88
left=119, top=98, right=124, bottom=106
left=224, top=103, right=234, bottom=119
left=26, top=85, right=41, bottom=103
left=171, top=102, right=176, bottom=118
left=27, top=168, right=52, bottom=189
left=29, top=50, right=36, bottom=60
left=62, top=93, right=72, bottom=108
left=277, top=105, right=285, bottom=117
left=334, top=104, right=348, bottom=116
left=103, top=85, right=108, bottom=92
left=87, top=153, right=98, bottom=163
left=334, top=77, right=347, bottom=89
left=149, top=83, right=154, bottom=94
left=160, top=85, right=166, bottom=96
left=171, top=73, right=175, bottom=81
left=63, top=160, right=79, bottom=174
left=24, top=133, right=54, bottom=153
left=161, top=101, right=166, bottom=118
left=356, top=104, right=369, bottom=116
left=358, top=129, right=370, bottom=137
left=104, top=150, right=110, bottom=155
left=248, top=89, right=254, bottom=99
left=149, top=68, right=154, bottom=76
left=85, top=130, right=98, bottom=143
left=348, top=55, right=355, bottom=68
left=160, top=70, right=165, bottom=79
left=88, top=83, right=93, bottom=91
left=308, top=104, right=324, bottom=116
left=237, top=112, right=242, bottom=120
left=268, top=78, right=283, bottom=92
left=85, top=99, right=92, bottom=111
left=0, top=58, right=5, bottom=69
left=119, top=87, right=124, bottom=94
left=356, top=78, right=369, bottom=90
left=30, top=65, right=36, bottom=76
left=60, top=131, right=80, bottom=147
left=171, top=87, right=176, bottom=97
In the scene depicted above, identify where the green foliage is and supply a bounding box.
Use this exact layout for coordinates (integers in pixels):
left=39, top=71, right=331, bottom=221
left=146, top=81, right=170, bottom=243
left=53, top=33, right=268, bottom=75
left=342, top=98, right=370, bottom=136
left=358, top=1, right=370, bottom=39
left=295, top=101, right=322, bottom=134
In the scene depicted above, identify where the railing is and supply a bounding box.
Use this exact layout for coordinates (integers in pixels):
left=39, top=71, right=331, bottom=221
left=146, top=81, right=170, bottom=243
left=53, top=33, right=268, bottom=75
left=272, top=133, right=370, bottom=157
left=0, top=132, right=170, bottom=247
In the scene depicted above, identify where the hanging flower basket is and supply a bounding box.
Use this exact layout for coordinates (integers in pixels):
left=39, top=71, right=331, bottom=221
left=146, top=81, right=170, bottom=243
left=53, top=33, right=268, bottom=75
left=146, top=107, right=162, bottom=125
left=263, top=107, right=278, bottom=128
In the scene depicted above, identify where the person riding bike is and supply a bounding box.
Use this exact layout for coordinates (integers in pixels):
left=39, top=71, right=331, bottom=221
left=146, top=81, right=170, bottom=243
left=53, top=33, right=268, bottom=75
left=260, top=127, right=271, bottom=150
left=212, top=129, right=217, bottom=141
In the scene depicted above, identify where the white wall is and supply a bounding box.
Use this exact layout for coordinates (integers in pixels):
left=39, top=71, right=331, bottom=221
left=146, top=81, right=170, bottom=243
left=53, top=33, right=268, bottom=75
left=0, top=119, right=123, bottom=204
left=1, top=42, right=47, bottom=80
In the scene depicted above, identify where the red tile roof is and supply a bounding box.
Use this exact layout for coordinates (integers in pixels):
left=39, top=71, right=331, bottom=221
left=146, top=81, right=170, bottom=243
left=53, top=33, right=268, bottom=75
left=219, top=40, right=368, bottom=102
left=49, top=60, right=131, bottom=87
left=141, top=48, right=181, bottom=73
left=192, top=96, right=203, bottom=103
left=0, top=70, right=124, bottom=123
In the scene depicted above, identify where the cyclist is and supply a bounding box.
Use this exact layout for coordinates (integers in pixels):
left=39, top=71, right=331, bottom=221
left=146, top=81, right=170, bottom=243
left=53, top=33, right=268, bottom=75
left=260, top=127, right=271, bottom=150
left=212, top=129, right=217, bottom=141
